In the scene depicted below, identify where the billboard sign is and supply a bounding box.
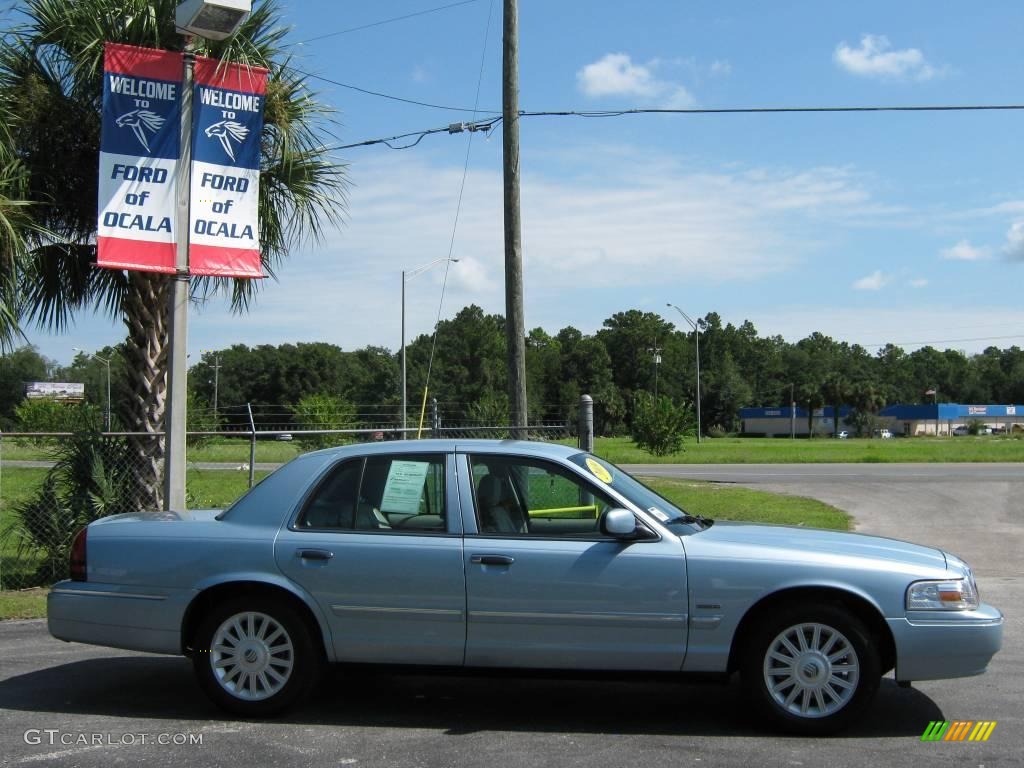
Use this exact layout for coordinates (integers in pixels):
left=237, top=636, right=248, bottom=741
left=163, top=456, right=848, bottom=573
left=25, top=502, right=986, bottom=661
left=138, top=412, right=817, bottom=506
left=188, top=56, right=268, bottom=278
left=25, top=382, right=86, bottom=401
left=97, top=43, right=183, bottom=273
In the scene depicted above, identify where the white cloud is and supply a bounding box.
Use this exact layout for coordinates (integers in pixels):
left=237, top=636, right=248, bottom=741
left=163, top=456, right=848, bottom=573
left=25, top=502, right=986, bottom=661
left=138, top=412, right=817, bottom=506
left=908, top=278, right=929, bottom=288
left=183, top=150, right=884, bottom=352
left=577, top=53, right=695, bottom=106
left=834, top=35, right=939, bottom=81
left=941, top=239, right=990, bottom=261
left=709, top=59, right=732, bottom=77
left=1005, top=221, right=1024, bottom=261
left=853, top=270, right=891, bottom=290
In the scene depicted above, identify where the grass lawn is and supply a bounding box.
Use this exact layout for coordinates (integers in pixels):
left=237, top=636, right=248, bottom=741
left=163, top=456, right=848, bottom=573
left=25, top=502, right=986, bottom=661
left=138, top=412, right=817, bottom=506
left=0, top=587, right=48, bottom=619
left=0, top=436, right=305, bottom=464
left=640, top=476, right=850, bottom=530
left=592, top=435, right=1024, bottom=464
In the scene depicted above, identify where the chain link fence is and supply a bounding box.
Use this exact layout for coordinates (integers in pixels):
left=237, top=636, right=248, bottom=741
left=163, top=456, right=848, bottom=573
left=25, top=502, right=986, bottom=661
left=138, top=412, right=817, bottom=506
left=0, top=401, right=578, bottom=590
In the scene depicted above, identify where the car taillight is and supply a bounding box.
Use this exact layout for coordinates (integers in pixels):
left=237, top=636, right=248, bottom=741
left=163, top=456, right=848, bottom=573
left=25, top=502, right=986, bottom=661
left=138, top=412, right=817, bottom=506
left=70, top=527, right=87, bottom=581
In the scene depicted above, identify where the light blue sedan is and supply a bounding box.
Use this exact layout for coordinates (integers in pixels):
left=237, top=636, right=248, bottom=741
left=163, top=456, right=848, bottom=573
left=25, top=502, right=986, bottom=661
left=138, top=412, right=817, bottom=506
left=47, top=440, right=1003, bottom=734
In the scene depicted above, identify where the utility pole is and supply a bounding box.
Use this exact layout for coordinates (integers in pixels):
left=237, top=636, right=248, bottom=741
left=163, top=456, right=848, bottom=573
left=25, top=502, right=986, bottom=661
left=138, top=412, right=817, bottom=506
left=503, top=0, right=527, bottom=437
left=649, top=341, right=662, bottom=399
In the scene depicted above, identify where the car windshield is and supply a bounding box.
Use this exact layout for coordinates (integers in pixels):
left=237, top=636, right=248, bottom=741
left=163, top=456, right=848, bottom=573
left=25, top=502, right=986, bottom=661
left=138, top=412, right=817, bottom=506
left=567, top=453, right=710, bottom=534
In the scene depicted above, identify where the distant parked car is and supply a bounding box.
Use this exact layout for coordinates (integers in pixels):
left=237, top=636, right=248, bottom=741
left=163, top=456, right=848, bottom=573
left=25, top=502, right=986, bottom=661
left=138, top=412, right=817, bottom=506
left=952, top=425, right=970, bottom=436
left=872, top=428, right=893, bottom=439
left=48, top=440, right=1003, bottom=734
left=836, top=430, right=850, bottom=439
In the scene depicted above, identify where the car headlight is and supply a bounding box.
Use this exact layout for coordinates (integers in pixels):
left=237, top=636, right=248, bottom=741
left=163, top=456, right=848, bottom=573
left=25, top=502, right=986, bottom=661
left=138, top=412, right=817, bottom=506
left=906, top=577, right=979, bottom=611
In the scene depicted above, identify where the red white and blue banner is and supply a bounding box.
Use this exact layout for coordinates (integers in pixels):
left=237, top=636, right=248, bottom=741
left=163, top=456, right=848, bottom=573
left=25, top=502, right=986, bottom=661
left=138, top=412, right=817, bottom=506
left=188, top=56, right=268, bottom=278
left=97, top=43, right=183, bottom=273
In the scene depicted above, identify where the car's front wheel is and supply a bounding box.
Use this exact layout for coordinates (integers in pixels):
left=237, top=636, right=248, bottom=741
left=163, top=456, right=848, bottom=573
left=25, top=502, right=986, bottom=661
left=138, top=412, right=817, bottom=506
left=192, top=596, right=319, bottom=716
left=741, top=603, right=880, bottom=735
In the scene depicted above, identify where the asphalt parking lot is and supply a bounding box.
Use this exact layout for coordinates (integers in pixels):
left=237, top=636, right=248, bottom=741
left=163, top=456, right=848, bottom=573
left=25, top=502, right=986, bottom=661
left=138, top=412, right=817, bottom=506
left=1, top=463, right=1020, bottom=767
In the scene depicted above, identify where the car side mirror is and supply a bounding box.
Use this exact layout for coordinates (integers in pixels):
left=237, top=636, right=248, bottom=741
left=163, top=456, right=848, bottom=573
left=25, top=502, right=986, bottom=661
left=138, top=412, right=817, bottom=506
left=600, top=508, right=638, bottom=539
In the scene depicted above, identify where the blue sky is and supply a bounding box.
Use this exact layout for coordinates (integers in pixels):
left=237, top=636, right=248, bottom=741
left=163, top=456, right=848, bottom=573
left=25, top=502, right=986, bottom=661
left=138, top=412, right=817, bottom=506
left=18, top=0, right=1024, bottom=364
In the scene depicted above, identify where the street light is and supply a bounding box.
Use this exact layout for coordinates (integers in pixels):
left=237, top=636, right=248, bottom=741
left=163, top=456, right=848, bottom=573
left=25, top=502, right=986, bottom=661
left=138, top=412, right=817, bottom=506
left=176, top=0, right=251, bottom=40
left=73, top=348, right=115, bottom=431
left=666, top=304, right=702, bottom=444
left=401, top=257, right=459, bottom=438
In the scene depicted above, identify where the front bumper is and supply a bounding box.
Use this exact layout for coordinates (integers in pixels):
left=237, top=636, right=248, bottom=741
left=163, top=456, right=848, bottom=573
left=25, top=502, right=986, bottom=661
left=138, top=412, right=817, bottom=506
left=887, top=602, right=1003, bottom=681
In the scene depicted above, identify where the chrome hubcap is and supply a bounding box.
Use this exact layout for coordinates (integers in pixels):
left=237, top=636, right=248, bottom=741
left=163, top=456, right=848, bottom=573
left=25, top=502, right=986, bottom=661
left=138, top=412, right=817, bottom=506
left=210, top=611, right=294, bottom=701
left=763, top=622, right=860, bottom=718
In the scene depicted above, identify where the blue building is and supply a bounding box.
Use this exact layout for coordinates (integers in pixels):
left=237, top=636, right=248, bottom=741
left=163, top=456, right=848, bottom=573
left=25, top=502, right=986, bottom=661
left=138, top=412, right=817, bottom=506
left=740, top=404, right=1024, bottom=437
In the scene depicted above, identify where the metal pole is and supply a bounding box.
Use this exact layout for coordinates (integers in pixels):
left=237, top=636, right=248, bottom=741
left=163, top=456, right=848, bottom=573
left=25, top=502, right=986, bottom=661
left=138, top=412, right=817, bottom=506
left=164, top=44, right=195, bottom=511
left=212, top=354, right=220, bottom=423
left=401, top=270, right=406, bottom=439
left=666, top=303, right=702, bottom=444
left=694, top=324, right=702, bottom=444
left=246, top=402, right=256, bottom=489
left=578, top=394, right=594, bottom=453
left=503, top=0, right=528, bottom=436
left=790, top=383, right=795, bottom=439
left=104, top=357, right=111, bottom=432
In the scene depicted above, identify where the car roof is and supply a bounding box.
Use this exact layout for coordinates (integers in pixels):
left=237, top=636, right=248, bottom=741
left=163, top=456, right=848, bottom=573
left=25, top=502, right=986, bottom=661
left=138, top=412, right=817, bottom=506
left=306, top=439, right=583, bottom=461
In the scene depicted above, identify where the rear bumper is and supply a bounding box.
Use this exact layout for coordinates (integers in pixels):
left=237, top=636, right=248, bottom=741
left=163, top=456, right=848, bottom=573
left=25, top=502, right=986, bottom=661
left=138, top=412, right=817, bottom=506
left=47, top=581, right=188, bottom=656
left=888, top=602, right=1003, bottom=681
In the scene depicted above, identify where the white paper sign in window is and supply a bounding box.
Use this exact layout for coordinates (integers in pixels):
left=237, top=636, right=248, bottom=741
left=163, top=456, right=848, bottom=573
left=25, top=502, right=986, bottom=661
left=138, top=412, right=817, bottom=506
left=380, top=460, right=431, bottom=514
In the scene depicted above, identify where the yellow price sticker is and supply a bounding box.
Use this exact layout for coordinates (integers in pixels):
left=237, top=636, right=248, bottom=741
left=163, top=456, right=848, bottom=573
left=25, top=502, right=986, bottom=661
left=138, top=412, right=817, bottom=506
left=586, top=457, right=613, bottom=484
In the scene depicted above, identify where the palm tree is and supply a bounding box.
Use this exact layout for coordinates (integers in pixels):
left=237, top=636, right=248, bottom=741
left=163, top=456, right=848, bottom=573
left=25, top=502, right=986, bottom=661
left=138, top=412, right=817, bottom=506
left=0, top=99, right=32, bottom=351
left=0, top=0, right=347, bottom=508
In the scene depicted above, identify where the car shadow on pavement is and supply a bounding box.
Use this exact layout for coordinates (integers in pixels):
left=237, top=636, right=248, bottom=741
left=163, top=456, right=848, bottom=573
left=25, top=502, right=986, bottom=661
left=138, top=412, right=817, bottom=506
left=0, top=656, right=943, bottom=738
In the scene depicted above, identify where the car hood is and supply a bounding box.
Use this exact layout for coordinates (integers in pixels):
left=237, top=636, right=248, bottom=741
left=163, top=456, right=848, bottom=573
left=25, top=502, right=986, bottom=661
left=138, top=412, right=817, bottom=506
left=687, top=521, right=948, bottom=572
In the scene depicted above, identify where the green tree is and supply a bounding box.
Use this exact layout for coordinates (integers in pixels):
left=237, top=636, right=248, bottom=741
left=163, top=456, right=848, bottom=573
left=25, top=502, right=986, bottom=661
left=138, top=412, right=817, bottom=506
left=0, top=345, right=51, bottom=425
left=0, top=0, right=346, bottom=507
left=631, top=392, right=694, bottom=456
left=293, top=393, right=355, bottom=450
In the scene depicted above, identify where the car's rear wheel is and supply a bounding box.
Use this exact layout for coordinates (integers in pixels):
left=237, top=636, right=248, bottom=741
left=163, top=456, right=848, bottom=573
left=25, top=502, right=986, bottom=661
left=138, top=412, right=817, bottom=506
left=741, top=603, right=880, bottom=735
left=193, top=596, right=319, bottom=716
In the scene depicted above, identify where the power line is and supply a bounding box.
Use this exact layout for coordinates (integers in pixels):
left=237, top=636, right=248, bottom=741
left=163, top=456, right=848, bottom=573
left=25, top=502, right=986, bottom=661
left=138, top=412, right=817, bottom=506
left=335, top=118, right=498, bottom=151
left=860, top=334, right=1024, bottom=349
left=296, top=68, right=500, bottom=114
left=297, top=0, right=482, bottom=45
left=520, top=104, right=1024, bottom=117
left=333, top=102, right=1024, bottom=152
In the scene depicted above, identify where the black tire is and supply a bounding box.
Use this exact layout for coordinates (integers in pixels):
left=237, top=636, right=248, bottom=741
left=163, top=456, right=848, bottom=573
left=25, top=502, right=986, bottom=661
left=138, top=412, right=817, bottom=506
left=741, top=602, right=880, bottom=735
left=192, top=595, right=320, bottom=717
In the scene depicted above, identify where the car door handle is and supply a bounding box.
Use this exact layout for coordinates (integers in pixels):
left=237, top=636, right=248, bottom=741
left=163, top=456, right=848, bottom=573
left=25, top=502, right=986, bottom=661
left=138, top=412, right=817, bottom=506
left=297, top=548, right=334, bottom=561
left=471, top=554, right=515, bottom=566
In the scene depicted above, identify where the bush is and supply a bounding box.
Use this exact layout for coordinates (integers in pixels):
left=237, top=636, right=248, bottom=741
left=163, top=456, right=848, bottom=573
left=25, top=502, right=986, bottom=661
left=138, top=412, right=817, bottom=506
left=706, top=424, right=730, bottom=439
left=3, top=432, right=138, bottom=585
left=631, top=392, right=694, bottom=456
left=293, top=394, right=356, bottom=450
left=15, top=399, right=102, bottom=443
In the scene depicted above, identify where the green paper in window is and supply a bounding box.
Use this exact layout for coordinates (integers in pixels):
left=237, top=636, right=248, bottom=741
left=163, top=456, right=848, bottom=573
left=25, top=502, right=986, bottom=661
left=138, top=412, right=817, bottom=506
left=380, top=460, right=430, bottom=514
